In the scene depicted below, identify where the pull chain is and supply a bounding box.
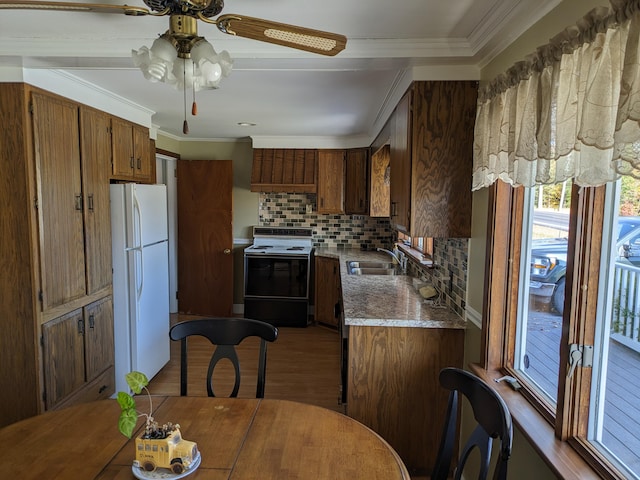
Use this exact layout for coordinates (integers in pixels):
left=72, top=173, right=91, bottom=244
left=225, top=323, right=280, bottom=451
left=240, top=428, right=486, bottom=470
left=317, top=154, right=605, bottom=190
left=182, top=57, right=189, bottom=135
left=192, top=61, right=198, bottom=116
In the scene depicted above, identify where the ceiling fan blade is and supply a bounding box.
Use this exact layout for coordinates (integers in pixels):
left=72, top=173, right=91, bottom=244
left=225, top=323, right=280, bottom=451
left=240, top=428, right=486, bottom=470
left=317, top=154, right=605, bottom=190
left=212, top=14, right=346, bottom=56
left=0, top=0, right=152, bottom=15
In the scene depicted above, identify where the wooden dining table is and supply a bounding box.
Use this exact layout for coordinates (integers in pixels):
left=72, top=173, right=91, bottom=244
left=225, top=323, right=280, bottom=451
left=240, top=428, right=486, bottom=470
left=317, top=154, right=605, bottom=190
left=0, top=396, right=410, bottom=479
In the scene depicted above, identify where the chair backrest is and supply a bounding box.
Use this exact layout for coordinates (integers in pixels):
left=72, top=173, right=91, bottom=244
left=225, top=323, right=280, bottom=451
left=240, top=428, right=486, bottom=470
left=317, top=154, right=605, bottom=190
left=169, top=317, right=278, bottom=398
left=431, top=367, right=513, bottom=480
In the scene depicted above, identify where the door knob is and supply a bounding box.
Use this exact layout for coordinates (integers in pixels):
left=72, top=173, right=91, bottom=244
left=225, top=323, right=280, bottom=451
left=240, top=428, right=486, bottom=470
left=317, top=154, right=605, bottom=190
left=224, top=249, right=231, bottom=254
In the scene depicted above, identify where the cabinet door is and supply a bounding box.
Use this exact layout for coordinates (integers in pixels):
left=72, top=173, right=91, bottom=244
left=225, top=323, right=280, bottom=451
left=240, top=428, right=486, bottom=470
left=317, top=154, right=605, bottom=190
left=32, top=92, right=86, bottom=310
left=42, top=309, right=86, bottom=408
left=80, top=107, right=113, bottom=294
left=369, top=144, right=391, bottom=217
left=345, top=148, right=369, bottom=215
left=411, top=81, right=477, bottom=237
left=317, top=149, right=345, bottom=214
left=84, top=296, right=114, bottom=380
left=133, top=125, right=152, bottom=182
left=111, top=116, right=135, bottom=178
left=315, top=257, right=340, bottom=327
left=390, top=90, right=412, bottom=232
left=251, top=148, right=317, bottom=192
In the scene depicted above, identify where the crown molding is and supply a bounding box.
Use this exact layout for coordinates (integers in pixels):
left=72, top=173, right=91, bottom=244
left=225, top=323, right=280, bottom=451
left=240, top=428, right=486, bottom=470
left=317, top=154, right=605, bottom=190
left=22, top=69, right=155, bottom=127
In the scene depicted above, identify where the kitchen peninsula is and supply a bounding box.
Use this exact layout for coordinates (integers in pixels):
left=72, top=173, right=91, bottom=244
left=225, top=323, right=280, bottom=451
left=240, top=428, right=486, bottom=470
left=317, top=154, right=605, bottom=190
left=315, top=248, right=466, bottom=475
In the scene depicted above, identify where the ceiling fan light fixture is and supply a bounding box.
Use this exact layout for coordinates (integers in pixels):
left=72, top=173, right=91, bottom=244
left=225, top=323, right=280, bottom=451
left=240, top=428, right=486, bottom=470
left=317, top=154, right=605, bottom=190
left=132, top=35, right=177, bottom=83
left=132, top=35, right=232, bottom=91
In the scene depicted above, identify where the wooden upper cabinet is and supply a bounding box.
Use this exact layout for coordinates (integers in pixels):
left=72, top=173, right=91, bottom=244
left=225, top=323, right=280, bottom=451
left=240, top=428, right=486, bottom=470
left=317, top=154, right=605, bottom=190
left=80, top=107, right=113, bottom=295
left=133, top=124, right=153, bottom=181
left=410, top=81, right=477, bottom=238
left=344, top=148, right=369, bottom=215
left=384, top=81, right=477, bottom=237
left=317, top=149, right=345, bottom=214
left=389, top=90, right=412, bottom=232
left=369, top=144, right=391, bottom=217
left=32, top=92, right=86, bottom=310
left=111, top=117, right=153, bottom=183
left=251, top=148, right=317, bottom=192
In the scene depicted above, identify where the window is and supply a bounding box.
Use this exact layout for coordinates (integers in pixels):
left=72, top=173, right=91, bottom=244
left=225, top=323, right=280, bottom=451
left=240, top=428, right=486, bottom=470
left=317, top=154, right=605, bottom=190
left=484, top=176, right=640, bottom=478
left=397, top=231, right=433, bottom=258
left=514, top=180, right=572, bottom=408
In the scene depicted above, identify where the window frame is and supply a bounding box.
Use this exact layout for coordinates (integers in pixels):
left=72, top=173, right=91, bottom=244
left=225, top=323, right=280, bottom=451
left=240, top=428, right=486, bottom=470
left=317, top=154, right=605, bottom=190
left=481, top=180, right=625, bottom=479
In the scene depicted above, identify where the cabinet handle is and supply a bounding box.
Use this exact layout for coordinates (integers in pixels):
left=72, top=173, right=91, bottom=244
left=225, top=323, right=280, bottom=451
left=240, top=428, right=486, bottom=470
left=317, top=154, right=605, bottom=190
left=77, top=318, right=85, bottom=335
left=98, top=385, right=108, bottom=394
left=136, top=157, right=141, bottom=170
left=88, top=314, right=95, bottom=329
left=130, top=156, right=134, bottom=169
left=224, top=249, right=231, bottom=254
left=87, top=194, right=94, bottom=211
left=75, top=194, right=83, bottom=211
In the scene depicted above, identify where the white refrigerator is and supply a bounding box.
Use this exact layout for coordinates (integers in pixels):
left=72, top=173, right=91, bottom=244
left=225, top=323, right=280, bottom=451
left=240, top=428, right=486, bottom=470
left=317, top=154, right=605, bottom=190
left=110, top=183, right=170, bottom=394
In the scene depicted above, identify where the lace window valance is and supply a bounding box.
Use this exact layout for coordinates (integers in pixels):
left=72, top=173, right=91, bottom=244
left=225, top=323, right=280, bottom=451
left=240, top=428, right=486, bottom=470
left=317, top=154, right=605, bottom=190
left=473, top=0, right=640, bottom=190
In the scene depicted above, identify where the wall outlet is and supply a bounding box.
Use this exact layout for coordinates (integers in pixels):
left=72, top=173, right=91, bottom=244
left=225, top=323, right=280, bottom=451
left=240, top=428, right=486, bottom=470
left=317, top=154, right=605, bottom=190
left=306, top=204, right=312, bottom=214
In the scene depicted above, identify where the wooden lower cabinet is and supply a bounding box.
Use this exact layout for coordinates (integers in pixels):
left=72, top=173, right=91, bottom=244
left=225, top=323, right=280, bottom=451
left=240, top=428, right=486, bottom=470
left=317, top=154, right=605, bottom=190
left=43, top=296, right=115, bottom=409
left=314, top=256, right=341, bottom=327
left=347, top=325, right=464, bottom=474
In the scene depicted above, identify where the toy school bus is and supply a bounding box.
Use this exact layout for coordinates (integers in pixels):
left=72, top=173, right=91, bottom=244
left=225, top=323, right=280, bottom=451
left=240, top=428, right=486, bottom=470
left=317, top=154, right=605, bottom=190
left=134, top=428, right=199, bottom=474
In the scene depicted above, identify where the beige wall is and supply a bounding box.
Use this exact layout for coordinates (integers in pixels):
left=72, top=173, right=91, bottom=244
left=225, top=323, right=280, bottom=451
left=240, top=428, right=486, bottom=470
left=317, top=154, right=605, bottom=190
left=155, top=136, right=259, bottom=240
left=465, top=0, right=608, bottom=477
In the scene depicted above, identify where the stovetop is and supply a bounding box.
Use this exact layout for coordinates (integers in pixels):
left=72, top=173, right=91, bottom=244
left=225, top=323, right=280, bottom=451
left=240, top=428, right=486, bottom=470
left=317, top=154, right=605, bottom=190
left=246, top=226, right=313, bottom=256
left=244, top=244, right=313, bottom=255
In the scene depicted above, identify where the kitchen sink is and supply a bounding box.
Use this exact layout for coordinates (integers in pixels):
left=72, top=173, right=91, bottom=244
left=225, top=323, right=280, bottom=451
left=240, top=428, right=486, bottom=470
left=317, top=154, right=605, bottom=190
left=346, top=261, right=400, bottom=275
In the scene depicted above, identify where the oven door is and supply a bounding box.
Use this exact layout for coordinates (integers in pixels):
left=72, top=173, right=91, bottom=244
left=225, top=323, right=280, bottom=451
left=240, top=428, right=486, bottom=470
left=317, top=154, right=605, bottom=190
left=244, top=254, right=309, bottom=299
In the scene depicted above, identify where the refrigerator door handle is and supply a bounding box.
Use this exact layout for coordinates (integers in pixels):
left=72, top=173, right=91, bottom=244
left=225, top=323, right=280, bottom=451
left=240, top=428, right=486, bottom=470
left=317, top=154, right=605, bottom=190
left=135, top=246, right=144, bottom=301
left=133, top=189, right=143, bottom=249
left=132, top=190, right=145, bottom=300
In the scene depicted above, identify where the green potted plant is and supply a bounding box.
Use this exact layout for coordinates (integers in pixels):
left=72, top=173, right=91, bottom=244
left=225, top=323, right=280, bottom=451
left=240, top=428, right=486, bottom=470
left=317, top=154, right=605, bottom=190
left=117, top=371, right=200, bottom=475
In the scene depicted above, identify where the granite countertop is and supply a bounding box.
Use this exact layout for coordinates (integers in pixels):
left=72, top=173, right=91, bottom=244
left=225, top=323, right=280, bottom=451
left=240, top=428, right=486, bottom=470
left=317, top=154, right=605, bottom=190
left=314, top=248, right=466, bottom=329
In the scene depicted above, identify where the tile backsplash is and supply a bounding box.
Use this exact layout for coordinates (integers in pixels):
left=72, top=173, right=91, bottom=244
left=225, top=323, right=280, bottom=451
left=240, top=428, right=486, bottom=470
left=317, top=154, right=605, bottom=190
left=258, top=192, right=468, bottom=316
left=258, top=193, right=393, bottom=249
left=409, top=238, right=469, bottom=318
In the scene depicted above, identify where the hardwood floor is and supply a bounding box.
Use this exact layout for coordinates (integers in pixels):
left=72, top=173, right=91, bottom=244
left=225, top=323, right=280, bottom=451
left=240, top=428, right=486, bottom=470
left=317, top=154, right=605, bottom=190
left=149, top=315, right=430, bottom=479
left=148, top=315, right=345, bottom=413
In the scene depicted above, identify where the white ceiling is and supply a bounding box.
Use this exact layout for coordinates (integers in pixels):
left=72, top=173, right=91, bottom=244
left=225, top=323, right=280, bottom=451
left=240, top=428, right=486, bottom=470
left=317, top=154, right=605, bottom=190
left=0, top=0, right=560, bottom=144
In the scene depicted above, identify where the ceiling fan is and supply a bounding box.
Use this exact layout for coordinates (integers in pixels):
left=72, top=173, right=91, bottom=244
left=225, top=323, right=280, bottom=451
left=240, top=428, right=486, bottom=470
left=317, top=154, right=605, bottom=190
left=1, top=0, right=347, bottom=134
left=0, top=0, right=347, bottom=57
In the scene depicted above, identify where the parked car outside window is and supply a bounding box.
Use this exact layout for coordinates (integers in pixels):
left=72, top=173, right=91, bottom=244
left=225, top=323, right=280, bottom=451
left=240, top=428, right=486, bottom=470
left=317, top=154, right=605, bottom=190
left=530, top=216, right=640, bottom=315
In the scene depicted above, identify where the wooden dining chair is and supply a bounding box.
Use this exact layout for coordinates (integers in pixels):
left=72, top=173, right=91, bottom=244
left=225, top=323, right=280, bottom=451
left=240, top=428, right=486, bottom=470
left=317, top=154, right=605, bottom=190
left=431, top=367, right=513, bottom=480
left=169, top=317, right=278, bottom=398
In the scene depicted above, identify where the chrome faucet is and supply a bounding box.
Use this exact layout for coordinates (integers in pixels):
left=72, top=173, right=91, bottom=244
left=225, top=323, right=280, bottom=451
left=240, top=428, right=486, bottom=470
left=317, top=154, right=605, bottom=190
left=376, top=247, right=408, bottom=273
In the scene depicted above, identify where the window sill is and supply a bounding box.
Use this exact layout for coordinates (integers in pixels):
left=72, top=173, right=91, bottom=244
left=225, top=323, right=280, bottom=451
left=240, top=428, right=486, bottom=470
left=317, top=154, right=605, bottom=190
left=470, top=364, right=601, bottom=480
left=396, top=243, right=434, bottom=267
